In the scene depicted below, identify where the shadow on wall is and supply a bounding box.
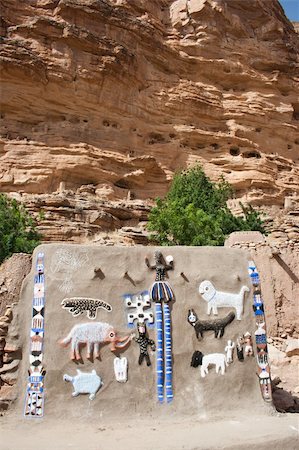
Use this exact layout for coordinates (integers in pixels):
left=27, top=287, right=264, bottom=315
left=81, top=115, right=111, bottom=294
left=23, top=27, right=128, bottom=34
left=272, top=254, right=299, bottom=284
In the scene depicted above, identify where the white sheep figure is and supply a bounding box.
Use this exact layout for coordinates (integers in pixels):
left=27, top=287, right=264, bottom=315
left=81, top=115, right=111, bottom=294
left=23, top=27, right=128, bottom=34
left=63, top=369, right=102, bottom=400
left=191, top=351, right=227, bottom=378
left=198, top=280, right=250, bottom=320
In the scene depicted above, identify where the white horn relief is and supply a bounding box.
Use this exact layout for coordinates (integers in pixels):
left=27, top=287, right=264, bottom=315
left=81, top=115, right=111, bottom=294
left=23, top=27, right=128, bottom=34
left=198, top=280, right=250, bottom=320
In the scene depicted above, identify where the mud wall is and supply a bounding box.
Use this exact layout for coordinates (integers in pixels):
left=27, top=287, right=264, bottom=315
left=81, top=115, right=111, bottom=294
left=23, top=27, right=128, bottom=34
left=10, top=244, right=272, bottom=420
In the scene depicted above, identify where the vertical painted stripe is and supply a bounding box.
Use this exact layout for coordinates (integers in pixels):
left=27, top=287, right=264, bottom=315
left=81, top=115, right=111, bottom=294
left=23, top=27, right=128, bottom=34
left=156, top=303, right=164, bottom=403
left=164, top=303, right=173, bottom=403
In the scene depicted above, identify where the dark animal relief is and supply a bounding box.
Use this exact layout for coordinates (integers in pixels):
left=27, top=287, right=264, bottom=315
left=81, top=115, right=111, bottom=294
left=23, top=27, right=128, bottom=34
left=187, top=309, right=235, bottom=339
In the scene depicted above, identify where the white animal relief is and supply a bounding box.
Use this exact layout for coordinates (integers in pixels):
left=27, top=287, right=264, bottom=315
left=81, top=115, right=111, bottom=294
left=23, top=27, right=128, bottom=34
left=198, top=280, right=249, bottom=320
left=63, top=370, right=102, bottom=400
left=191, top=351, right=227, bottom=378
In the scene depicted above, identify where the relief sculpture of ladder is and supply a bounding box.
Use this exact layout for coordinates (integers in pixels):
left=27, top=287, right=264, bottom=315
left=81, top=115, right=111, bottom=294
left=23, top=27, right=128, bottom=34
left=24, top=252, right=46, bottom=417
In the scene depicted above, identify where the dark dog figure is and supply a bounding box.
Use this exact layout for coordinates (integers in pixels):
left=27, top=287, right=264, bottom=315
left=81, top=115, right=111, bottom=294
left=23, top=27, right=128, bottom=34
left=187, top=309, right=235, bottom=339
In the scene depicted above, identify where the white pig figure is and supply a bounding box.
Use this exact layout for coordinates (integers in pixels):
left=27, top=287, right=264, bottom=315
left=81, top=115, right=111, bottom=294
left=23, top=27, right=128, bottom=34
left=63, top=369, right=102, bottom=400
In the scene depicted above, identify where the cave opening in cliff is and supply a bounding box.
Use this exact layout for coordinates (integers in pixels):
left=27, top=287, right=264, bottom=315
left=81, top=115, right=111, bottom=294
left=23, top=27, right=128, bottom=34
left=229, top=147, right=240, bottom=156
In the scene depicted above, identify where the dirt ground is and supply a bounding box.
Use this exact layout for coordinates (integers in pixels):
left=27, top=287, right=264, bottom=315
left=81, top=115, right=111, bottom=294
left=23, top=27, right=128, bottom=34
left=0, top=412, right=298, bottom=450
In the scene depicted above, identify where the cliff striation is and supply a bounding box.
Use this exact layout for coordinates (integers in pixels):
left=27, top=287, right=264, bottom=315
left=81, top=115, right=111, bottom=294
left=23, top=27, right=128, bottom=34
left=1, top=0, right=299, bottom=242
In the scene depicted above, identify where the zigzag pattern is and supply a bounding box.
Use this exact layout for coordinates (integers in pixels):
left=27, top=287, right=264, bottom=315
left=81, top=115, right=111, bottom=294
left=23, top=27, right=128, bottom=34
left=24, top=252, right=46, bottom=418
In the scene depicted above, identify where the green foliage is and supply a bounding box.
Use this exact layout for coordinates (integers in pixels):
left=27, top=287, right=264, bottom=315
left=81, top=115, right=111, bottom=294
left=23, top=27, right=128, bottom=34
left=147, top=166, right=267, bottom=246
left=0, top=194, right=40, bottom=263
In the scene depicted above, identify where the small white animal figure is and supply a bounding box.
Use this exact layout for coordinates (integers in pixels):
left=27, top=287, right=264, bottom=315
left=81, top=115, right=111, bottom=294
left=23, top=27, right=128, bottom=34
left=114, top=356, right=128, bottom=383
left=191, top=351, right=227, bottom=378
left=198, top=280, right=250, bottom=320
left=63, top=370, right=102, bottom=400
left=225, top=340, right=235, bottom=364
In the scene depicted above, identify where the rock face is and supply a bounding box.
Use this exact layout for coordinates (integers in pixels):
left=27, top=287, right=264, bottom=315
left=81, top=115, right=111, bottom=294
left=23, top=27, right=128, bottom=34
left=225, top=232, right=299, bottom=338
left=1, top=0, right=299, bottom=242
left=268, top=343, right=299, bottom=412
left=0, top=254, right=31, bottom=409
left=0, top=254, right=32, bottom=316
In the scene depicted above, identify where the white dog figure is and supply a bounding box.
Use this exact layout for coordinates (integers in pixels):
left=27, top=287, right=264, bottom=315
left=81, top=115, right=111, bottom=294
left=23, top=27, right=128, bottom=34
left=225, top=340, right=235, bottom=364
left=191, top=351, right=227, bottom=378
left=199, top=280, right=250, bottom=320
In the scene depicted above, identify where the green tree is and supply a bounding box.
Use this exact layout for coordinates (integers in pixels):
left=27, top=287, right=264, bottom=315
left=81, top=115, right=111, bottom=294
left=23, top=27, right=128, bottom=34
left=0, top=194, right=40, bottom=263
left=147, top=166, right=266, bottom=246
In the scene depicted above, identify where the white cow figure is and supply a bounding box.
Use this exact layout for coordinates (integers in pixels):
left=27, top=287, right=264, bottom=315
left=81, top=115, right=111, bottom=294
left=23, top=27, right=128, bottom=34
left=63, top=369, right=102, bottom=400
left=199, top=280, right=249, bottom=320
left=191, top=351, right=227, bottom=378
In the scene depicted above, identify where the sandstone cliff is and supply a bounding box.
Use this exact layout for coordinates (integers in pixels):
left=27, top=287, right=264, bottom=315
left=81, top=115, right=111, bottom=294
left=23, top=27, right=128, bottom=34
left=1, top=0, right=299, bottom=242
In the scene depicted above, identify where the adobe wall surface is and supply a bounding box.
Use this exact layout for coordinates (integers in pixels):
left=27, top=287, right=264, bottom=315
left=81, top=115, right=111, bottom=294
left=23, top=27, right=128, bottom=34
left=9, top=244, right=272, bottom=421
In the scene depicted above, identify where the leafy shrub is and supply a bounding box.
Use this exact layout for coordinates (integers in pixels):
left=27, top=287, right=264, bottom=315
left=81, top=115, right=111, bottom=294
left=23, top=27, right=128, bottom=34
left=147, top=166, right=266, bottom=246
left=0, top=194, right=40, bottom=263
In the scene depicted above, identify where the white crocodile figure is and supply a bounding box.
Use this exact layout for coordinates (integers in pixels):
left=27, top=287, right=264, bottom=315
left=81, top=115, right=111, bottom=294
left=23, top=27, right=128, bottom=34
left=63, top=369, right=102, bottom=400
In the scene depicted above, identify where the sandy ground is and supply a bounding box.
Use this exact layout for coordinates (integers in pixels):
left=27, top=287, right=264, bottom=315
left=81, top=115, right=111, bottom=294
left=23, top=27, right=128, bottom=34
left=0, top=413, right=298, bottom=450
